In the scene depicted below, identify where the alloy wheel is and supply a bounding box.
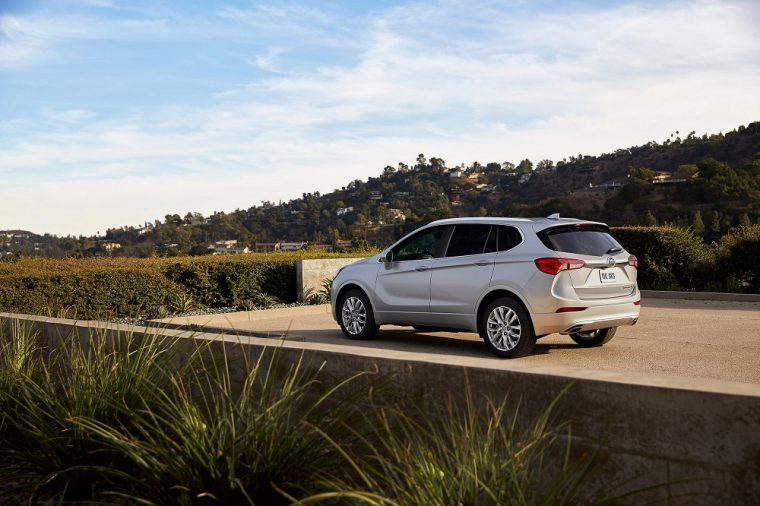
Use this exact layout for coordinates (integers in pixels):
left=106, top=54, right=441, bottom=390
left=341, top=296, right=367, bottom=335
left=486, top=306, right=522, bottom=351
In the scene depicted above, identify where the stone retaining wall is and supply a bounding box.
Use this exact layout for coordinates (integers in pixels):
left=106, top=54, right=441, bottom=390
left=295, top=257, right=363, bottom=302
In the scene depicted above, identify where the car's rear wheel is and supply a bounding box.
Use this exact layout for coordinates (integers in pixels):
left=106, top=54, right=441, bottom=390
left=569, top=327, right=617, bottom=347
left=479, top=297, right=535, bottom=358
left=338, top=289, right=379, bottom=340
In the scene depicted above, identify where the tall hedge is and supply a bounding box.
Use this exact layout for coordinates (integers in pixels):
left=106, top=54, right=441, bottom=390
left=0, top=270, right=184, bottom=319
left=0, top=252, right=368, bottom=319
left=714, top=225, right=760, bottom=293
left=162, top=259, right=295, bottom=306
left=610, top=226, right=710, bottom=291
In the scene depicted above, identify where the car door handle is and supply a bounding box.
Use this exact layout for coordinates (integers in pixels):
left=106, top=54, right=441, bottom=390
left=415, top=266, right=429, bottom=272
left=474, top=260, right=490, bottom=266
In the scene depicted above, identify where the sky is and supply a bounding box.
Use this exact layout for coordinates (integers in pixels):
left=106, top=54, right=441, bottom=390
left=1, top=0, right=759, bottom=236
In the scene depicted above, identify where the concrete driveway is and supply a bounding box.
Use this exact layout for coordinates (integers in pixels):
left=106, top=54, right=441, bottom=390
left=152, top=297, right=760, bottom=385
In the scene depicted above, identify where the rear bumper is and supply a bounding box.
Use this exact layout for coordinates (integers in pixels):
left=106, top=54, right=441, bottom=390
left=532, top=301, right=640, bottom=336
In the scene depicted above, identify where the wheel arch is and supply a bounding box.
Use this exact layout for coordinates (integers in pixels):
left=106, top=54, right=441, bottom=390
left=476, top=288, right=534, bottom=336
left=335, top=282, right=377, bottom=317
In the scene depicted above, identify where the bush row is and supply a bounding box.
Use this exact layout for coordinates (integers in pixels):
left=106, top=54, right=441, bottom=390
left=0, top=252, right=370, bottom=319
left=612, top=224, right=760, bottom=292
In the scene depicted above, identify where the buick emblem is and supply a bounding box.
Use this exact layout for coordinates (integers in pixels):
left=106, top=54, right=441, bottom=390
left=607, top=257, right=615, bottom=267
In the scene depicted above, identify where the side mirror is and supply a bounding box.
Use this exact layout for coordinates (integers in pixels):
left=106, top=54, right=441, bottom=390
left=380, top=250, right=394, bottom=263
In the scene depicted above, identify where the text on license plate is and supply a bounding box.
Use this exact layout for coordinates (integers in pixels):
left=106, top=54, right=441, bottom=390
left=599, top=270, right=617, bottom=283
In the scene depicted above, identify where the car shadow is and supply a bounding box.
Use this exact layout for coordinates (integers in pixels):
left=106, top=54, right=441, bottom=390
left=200, top=323, right=582, bottom=360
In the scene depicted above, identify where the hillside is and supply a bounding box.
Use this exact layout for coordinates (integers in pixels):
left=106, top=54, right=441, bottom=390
left=4, top=121, right=759, bottom=258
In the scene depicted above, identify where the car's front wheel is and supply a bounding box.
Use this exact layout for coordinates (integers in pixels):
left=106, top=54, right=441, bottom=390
left=338, top=289, right=379, bottom=340
left=569, top=327, right=617, bottom=347
left=479, top=297, right=535, bottom=358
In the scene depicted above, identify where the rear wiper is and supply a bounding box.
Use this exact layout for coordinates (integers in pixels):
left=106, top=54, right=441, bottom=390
left=606, top=246, right=623, bottom=254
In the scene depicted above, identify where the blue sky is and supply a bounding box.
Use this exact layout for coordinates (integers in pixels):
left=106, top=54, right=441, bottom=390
left=1, top=0, right=759, bottom=236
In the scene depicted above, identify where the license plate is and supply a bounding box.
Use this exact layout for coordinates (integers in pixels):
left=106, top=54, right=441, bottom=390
left=599, top=269, right=617, bottom=284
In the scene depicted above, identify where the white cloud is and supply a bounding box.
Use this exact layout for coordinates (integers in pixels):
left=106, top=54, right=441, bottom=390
left=246, top=47, right=285, bottom=72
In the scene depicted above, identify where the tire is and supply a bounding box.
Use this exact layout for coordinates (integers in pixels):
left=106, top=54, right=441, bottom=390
left=479, top=297, right=536, bottom=358
left=338, top=289, right=379, bottom=340
left=569, top=327, right=617, bottom=347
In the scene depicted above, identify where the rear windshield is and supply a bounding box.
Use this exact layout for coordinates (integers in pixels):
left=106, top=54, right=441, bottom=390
left=538, top=224, right=622, bottom=257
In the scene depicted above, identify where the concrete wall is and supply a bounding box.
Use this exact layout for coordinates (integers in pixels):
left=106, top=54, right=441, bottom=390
left=1, top=312, right=759, bottom=505
left=295, top=257, right=363, bottom=302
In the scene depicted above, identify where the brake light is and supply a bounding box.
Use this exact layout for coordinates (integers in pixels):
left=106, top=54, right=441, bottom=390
left=534, top=257, right=586, bottom=275
left=633, top=300, right=641, bottom=306
left=628, top=255, right=638, bottom=269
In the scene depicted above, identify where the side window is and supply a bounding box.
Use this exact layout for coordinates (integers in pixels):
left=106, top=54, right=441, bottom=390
left=445, top=225, right=493, bottom=257
left=484, top=226, right=497, bottom=253
left=498, top=226, right=522, bottom=252
left=393, top=226, right=446, bottom=261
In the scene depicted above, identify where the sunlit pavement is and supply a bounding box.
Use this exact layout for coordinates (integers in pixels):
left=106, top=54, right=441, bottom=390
left=152, top=298, right=760, bottom=385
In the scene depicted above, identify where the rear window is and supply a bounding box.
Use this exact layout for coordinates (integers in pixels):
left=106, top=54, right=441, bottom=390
left=538, top=224, right=622, bottom=257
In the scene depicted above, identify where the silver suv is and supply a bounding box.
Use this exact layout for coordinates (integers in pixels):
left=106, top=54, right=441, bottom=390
left=330, top=216, right=640, bottom=358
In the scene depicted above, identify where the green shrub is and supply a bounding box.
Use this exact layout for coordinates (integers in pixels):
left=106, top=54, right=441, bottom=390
left=611, top=226, right=710, bottom=290
left=0, top=269, right=185, bottom=319
left=352, top=387, right=604, bottom=505
left=713, top=225, right=760, bottom=293
left=0, top=326, right=185, bottom=502
left=0, top=253, right=343, bottom=318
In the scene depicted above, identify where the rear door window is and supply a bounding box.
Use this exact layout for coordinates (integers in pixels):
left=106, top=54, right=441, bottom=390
left=445, top=224, right=493, bottom=257
left=538, top=225, right=622, bottom=256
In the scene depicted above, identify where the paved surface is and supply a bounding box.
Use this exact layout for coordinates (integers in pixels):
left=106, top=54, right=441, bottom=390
left=153, top=298, right=760, bottom=385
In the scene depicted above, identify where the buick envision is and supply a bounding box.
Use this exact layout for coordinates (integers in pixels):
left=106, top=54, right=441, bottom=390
left=330, top=215, right=640, bottom=358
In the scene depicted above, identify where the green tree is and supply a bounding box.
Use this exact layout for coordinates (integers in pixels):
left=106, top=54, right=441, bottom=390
left=693, top=211, right=705, bottom=236
left=516, top=159, right=533, bottom=174
left=644, top=210, right=657, bottom=226
left=709, top=211, right=722, bottom=241
left=739, top=213, right=751, bottom=228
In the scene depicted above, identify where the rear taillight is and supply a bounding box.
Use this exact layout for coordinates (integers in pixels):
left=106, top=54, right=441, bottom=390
left=534, top=257, right=586, bottom=275
left=633, top=300, right=641, bottom=306
left=628, top=255, right=638, bottom=269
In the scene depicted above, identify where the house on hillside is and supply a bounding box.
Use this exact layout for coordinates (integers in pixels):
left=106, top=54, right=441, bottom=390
left=208, top=240, right=249, bottom=255
left=98, top=241, right=122, bottom=253
left=652, top=170, right=698, bottom=184
left=388, top=208, right=406, bottom=222
left=254, top=242, right=280, bottom=253
left=368, top=191, right=382, bottom=200
left=280, top=242, right=307, bottom=252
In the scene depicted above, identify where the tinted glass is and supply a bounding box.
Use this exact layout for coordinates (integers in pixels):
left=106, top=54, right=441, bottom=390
left=445, top=225, right=493, bottom=257
left=393, top=226, right=446, bottom=261
left=484, top=226, right=497, bottom=253
left=498, top=226, right=522, bottom=252
left=539, top=225, right=622, bottom=256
